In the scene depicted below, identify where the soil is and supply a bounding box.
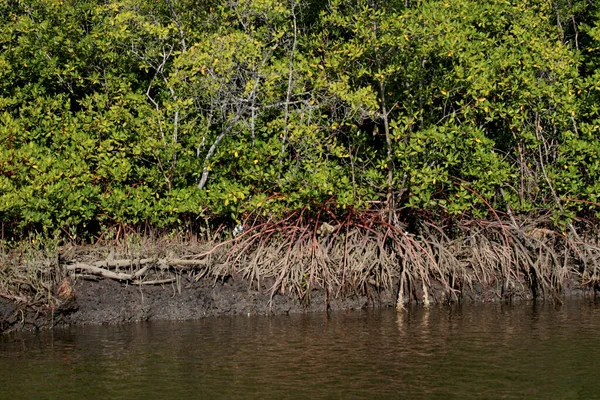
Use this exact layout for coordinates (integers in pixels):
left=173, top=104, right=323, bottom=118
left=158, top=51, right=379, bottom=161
left=0, top=272, right=592, bottom=334
left=0, top=275, right=396, bottom=333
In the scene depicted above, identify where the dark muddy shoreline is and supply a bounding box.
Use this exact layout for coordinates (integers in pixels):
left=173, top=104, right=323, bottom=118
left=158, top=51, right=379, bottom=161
left=0, top=273, right=592, bottom=334
left=3, top=220, right=600, bottom=333
left=0, top=276, right=393, bottom=333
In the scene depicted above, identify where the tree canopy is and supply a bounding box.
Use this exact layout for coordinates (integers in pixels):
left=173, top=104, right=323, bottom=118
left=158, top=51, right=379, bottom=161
left=1, top=0, right=600, bottom=237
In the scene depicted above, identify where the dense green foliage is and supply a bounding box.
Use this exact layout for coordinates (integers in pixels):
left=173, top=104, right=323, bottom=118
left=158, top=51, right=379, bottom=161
left=1, top=0, right=600, bottom=237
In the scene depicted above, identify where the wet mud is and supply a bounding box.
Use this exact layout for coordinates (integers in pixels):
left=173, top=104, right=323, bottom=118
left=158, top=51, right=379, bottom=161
left=0, top=276, right=395, bottom=333
left=0, top=272, right=592, bottom=334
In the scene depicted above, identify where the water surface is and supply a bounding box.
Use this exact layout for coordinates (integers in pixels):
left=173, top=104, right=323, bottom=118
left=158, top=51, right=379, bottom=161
left=2, top=300, right=599, bottom=399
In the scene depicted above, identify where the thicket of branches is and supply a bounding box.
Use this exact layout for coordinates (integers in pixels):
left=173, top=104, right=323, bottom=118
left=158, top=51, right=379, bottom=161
left=1, top=0, right=600, bottom=239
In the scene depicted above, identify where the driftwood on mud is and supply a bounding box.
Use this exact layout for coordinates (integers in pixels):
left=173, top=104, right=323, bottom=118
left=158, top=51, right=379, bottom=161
left=66, top=264, right=134, bottom=281
left=86, top=258, right=156, bottom=268
left=132, top=278, right=177, bottom=285
left=65, top=258, right=212, bottom=283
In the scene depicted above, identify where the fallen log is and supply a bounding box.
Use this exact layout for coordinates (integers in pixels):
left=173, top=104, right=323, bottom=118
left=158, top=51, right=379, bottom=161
left=66, top=264, right=133, bottom=281
left=67, top=258, right=208, bottom=270
left=132, top=278, right=177, bottom=285
left=87, top=258, right=156, bottom=268
left=132, top=266, right=149, bottom=279
left=65, top=257, right=213, bottom=283
left=166, top=259, right=210, bottom=267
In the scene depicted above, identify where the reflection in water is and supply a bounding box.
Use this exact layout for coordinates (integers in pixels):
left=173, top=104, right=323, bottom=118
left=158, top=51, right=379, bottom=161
left=2, top=300, right=600, bottom=399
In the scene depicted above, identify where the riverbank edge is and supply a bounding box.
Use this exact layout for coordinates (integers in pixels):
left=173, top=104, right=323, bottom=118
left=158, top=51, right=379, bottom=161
left=2, top=221, right=599, bottom=333
left=0, top=270, right=594, bottom=334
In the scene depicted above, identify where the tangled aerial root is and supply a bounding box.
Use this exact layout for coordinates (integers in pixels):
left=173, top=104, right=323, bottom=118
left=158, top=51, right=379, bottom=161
left=2, top=215, right=600, bottom=318
left=223, top=213, right=600, bottom=308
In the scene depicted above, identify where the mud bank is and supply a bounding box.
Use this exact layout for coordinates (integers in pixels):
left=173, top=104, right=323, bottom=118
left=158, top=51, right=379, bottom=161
left=0, top=273, right=592, bottom=334
left=0, top=276, right=396, bottom=333
left=3, top=220, right=600, bottom=333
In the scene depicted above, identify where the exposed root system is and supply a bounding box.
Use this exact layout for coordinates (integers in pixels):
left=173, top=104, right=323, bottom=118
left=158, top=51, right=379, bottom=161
left=1, top=216, right=600, bottom=331
left=224, top=216, right=599, bottom=310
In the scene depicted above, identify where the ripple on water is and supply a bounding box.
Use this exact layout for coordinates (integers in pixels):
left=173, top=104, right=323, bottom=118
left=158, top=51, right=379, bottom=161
left=1, top=299, right=600, bottom=399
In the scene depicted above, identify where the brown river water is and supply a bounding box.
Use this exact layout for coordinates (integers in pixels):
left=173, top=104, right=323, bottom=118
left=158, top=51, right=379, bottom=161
left=1, top=299, right=600, bottom=399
